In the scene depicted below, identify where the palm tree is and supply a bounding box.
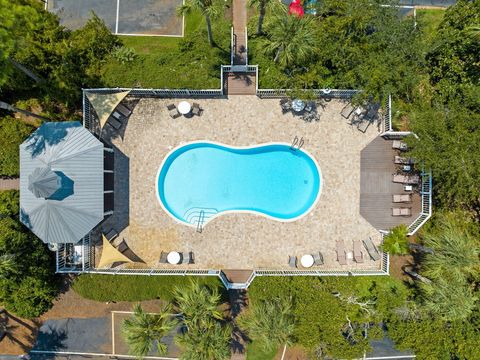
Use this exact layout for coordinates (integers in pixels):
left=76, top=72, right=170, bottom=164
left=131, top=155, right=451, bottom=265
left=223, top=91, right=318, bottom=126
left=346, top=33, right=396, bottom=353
left=177, top=0, right=225, bottom=47
left=122, top=303, right=176, bottom=359
left=175, top=320, right=232, bottom=360
left=172, top=279, right=223, bottom=329
left=248, top=0, right=285, bottom=35
left=262, top=14, right=317, bottom=68
left=465, top=25, right=480, bottom=40
left=0, top=254, right=19, bottom=279
left=381, top=224, right=409, bottom=255
left=237, top=297, right=295, bottom=352
left=421, top=276, right=477, bottom=322
left=421, top=217, right=479, bottom=281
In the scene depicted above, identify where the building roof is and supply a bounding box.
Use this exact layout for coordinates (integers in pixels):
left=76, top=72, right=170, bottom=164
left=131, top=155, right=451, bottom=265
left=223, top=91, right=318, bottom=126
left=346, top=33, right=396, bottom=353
left=20, top=121, right=104, bottom=244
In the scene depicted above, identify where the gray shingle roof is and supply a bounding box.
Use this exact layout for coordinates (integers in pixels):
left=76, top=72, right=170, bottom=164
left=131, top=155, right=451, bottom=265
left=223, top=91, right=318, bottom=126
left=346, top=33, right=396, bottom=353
left=20, top=121, right=104, bottom=244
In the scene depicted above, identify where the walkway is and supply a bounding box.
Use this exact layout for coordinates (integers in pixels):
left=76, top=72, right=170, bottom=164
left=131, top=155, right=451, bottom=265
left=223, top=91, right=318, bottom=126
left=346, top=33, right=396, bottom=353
left=227, top=0, right=256, bottom=95
left=0, top=177, right=19, bottom=191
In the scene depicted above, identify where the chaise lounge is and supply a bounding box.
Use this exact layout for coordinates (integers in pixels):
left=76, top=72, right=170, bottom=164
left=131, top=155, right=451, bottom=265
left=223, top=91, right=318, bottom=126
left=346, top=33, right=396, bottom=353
left=392, top=207, right=412, bottom=217
left=392, top=140, right=408, bottom=151
left=394, top=155, right=414, bottom=165
left=353, top=240, right=364, bottom=263
left=362, top=237, right=380, bottom=261
left=393, top=194, right=412, bottom=203
left=393, top=174, right=420, bottom=185
left=336, top=240, right=347, bottom=265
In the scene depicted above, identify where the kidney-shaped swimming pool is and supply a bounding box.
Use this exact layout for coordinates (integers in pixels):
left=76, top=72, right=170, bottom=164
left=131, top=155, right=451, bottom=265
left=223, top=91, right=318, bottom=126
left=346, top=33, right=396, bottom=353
left=156, top=142, right=321, bottom=226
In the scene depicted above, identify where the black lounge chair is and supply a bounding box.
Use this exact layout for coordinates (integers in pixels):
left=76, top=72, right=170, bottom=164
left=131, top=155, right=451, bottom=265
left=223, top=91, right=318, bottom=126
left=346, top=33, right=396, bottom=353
left=341, top=103, right=355, bottom=119
left=116, top=103, right=132, bottom=117
left=105, top=229, right=118, bottom=241
left=116, top=239, right=128, bottom=253
left=107, top=116, right=122, bottom=130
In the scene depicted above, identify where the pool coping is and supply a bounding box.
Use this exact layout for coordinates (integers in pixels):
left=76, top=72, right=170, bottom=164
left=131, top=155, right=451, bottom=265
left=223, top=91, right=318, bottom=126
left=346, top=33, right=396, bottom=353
left=154, top=140, right=324, bottom=229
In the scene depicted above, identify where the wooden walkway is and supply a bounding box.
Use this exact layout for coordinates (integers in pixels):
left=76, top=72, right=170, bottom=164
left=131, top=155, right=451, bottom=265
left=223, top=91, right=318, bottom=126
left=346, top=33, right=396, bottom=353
left=0, top=177, right=19, bottom=191
left=226, top=73, right=256, bottom=95
left=360, top=137, right=421, bottom=230
left=232, top=0, right=247, bottom=66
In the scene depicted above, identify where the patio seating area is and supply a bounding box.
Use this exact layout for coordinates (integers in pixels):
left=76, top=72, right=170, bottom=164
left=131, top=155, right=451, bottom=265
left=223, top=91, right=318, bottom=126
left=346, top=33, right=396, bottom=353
left=88, top=95, right=391, bottom=271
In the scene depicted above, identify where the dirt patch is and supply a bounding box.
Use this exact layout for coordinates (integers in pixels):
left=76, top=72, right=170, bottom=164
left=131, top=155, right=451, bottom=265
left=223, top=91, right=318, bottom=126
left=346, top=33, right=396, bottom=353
left=0, top=309, right=40, bottom=356
left=42, top=276, right=163, bottom=319
left=275, top=345, right=308, bottom=360
left=389, top=254, right=414, bottom=281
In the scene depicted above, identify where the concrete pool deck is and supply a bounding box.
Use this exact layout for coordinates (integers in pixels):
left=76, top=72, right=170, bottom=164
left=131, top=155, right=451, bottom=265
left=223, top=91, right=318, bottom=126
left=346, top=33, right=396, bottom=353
left=96, top=95, right=385, bottom=271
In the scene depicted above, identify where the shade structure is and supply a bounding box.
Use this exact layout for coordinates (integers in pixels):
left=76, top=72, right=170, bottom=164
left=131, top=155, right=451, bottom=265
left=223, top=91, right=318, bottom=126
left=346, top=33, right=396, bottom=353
left=97, top=235, right=133, bottom=268
left=86, top=91, right=130, bottom=128
left=28, top=167, right=61, bottom=198
left=20, top=121, right=104, bottom=244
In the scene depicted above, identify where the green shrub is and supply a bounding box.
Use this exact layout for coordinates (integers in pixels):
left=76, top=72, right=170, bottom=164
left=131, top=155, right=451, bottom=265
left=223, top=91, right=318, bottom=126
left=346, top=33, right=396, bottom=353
left=0, top=190, right=19, bottom=217
left=0, top=117, right=34, bottom=177
left=72, top=274, right=224, bottom=302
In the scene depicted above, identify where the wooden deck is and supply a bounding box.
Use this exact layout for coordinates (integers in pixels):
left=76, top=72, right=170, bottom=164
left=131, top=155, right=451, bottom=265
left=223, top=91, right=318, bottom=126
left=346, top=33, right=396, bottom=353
left=360, top=137, right=421, bottom=231
left=226, top=73, right=256, bottom=95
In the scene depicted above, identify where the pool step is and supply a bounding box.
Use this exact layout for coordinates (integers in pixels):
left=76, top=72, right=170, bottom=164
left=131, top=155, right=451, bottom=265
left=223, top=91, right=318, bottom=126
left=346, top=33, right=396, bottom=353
left=184, top=207, right=218, bottom=228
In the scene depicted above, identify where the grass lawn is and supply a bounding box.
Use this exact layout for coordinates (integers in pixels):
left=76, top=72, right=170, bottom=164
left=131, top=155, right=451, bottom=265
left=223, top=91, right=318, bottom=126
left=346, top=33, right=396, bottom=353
left=245, top=341, right=277, bottom=360
left=101, top=12, right=230, bottom=89
left=417, top=9, right=445, bottom=47
left=72, top=274, right=225, bottom=302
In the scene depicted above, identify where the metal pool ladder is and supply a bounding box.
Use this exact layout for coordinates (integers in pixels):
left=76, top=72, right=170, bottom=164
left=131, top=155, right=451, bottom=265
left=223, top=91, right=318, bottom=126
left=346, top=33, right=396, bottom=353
left=290, top=136, right=304, bottom=151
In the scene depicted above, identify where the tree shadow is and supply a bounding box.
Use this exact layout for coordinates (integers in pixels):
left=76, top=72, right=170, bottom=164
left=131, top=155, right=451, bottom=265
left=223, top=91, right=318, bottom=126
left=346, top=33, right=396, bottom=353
left=0, top=310, right=41, bottom=353
left=25, top=122, right=79, bottom=159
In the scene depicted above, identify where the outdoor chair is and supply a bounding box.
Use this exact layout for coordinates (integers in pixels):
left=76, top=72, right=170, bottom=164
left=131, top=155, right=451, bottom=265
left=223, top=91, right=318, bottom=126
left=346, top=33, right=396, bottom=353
left=392, top=140, right=408, bottom=151
left=353, top=240, right=364, bottom=263
left=392, top=207, right=412, bottom=217
left=363, top=105, right=378, bottom=121
left=393, top=194, right=412, bottom=203
left=313, top=252, right=324, bottom=266
left=305, top=101, right=315, bottom=113
left=394, top=156, right=414, bottom=165
left=357, top=120, right=370, bottom=133
left=116, top=239, right=128, bottom=253
left=116, top=103, right=132, bottom=117
left=105, top=229, right=118, bottom=242
left=107, top=116, right=122, bottom=130
left=111, top=111, right=125, bottom=122
left=288, top=256, right=297, bottom=268
left=169, top=108, right=181, bottom=119
left=191, top=103, right=201, bottom=116
left=159, top=251, right=168, bottom=264
left=181, top=252, right=195, bottom=264
left=341, top=103, right=355, bottom=119
left=336, top=240, right=347, bottom=265
left=189, top=251, right=195, bottom=264
left=167, top=104, right=176, bottom=111
left=393, top=174, right=420, bottom=185
left=281, top=101, right=291, bottom=114
left=362, top=237, right=380, bottom=261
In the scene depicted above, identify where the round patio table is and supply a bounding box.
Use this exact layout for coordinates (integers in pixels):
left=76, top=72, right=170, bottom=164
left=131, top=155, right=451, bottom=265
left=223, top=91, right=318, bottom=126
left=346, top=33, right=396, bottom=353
left=167, top=251, right=181, bottom=264
left=301, top=254, right=314, bottom=268
left=177, top=101, right=191, bottom=115
left=291, top=99, right=306, bottom=112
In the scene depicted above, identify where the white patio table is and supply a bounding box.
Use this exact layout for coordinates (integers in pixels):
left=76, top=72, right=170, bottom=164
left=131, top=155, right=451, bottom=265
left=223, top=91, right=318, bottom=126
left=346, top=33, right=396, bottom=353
left=177, top=101, right=191, bottom=115
left=301, top=254, right=314, bottom=268
left=167, top=251, right=181, bottom=264
left=292, top=99, right=306, bottom=112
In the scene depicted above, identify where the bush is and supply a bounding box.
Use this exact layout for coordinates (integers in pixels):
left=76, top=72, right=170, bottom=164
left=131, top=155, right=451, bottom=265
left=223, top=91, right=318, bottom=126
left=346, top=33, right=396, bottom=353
left=0, top=215, right=57, bottom=318
left=0, top=190, right=19, bottom=217
left=72, top=274, right=224, bottom=302
left=0, top=117, right=34, bottom=177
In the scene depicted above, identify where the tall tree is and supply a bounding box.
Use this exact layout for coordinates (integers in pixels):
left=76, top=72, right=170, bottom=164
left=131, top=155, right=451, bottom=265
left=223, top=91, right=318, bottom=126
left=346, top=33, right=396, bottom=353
left=262, top=15, right=317, bottom=69
left=177, top=0, right=225, bottom=47
left=248, top=0, right=285, bottom=35
left=237, top=297, right=295, bottom=352
left=122, top=303, right=176, bottom=359
left=381, top=225, right=409, bottom=255
left=173, top=279, right=223, bottom=330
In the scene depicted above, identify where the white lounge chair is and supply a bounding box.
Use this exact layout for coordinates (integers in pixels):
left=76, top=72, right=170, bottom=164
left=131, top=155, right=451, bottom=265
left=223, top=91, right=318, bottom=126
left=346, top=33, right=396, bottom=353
left=392, top=140, right=408, bottom=151
left=392, top=207, right=412, bottom=217
left=393, top=194, right=412, bottom=203
left=394, top=155, right=414, bottom=165
left=393, top=174, right=420, bottom=184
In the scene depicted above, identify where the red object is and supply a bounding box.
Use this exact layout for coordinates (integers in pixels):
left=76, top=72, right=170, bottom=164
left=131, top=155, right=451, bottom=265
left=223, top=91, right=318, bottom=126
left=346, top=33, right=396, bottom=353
left=289, top=0, right=304, bottom=17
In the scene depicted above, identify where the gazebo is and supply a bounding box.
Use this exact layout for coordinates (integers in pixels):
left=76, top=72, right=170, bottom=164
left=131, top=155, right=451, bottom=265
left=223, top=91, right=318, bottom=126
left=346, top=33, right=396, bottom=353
left=20, top=121, right=107, bottom=245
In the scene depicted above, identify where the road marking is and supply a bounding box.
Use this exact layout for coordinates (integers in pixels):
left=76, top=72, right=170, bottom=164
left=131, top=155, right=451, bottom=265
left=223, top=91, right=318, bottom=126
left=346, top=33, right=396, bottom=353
left=112, top=311, right=115, bottom=355
left=115, top=0, right=120, bottom=34
left=30, top=350, right=178, bottom=359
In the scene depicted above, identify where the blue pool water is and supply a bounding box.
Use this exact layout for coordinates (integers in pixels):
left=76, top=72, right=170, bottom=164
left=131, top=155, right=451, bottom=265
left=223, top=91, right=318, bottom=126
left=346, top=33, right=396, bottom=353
left=157, top=142, right=321, bottom=225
